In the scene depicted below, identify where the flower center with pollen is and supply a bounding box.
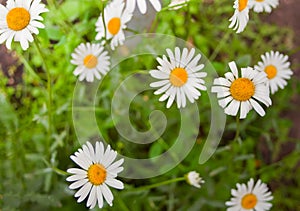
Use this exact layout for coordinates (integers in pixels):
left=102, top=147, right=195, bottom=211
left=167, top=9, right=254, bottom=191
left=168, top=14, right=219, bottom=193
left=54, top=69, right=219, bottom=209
left=83, top=54, right=98, bottom=69
left=87, top=164, right=107, bottom=186
left=255, top=0, right=264, bottom=2
left=6, top=8, right=31, bottom=31
left=264, top=65, right=277, bottom=79
left=241, top=193, right=258, bottom=209
left=239, top=0, right=248, bottom=11
left=170, top=68, right=188, bottom=87
left=230, top=78, right=255, bottom=101
left=108, top=17, right=121, bottom=35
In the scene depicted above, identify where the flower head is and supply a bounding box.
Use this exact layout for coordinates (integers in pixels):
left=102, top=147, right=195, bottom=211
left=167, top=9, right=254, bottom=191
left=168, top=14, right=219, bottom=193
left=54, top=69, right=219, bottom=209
left=254, top=51, right=293, bottom=94
left=229, top=0, right=250, bottom=33
left=186, top=171, right=205, bottom=188
left=249, top=0, right=279, bottom=13
left=126, top=0, right=161, bottom=14
left=0, top=0, right=48, bottom=50
left=71, top=43, right=110, bottom=82
left=211, top=61, right=271, bottom=119
left=150, top=47, right=207, bottom=108
left=226, top=178, right=273, bottom=211
left=96, top=0, right=132, bottom=50
left=67, top=141, right=124, bottom=209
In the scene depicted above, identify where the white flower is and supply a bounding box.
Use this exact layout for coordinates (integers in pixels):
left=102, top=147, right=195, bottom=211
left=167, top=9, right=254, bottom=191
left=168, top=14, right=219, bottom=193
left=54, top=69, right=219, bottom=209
left=71, top=43, right=110, bottom=82
left=226, top=178, right=273, bottom=211
left=67, top=141, right=124, bottom=209
left=254, top=51, right=293, bottom=94
left=249, top=0, right=279, bottom=13
left=229, top=0, right=250, bottom=33
left=0, top=0, right=48, bottom=50
left=150, top=47, right=207, bottom=108
left=211, top=61, right=271, bottom=119
left=96, top=0, right=132, bottom=50
left=126, top=0, right=161, bottom=14
left=168, top=0, right=190, bottom=10
left=186, top=171, right=205, bottom=188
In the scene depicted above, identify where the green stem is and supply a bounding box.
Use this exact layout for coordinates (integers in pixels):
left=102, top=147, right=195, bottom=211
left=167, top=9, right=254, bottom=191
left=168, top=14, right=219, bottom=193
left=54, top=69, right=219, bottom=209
left=33, top=39, right=53, bottom=153
left=234, top=116, right=240, bottom=141
left=209, top=30, right=231, bottom=62
left=129, top=177, right=185, bottom=192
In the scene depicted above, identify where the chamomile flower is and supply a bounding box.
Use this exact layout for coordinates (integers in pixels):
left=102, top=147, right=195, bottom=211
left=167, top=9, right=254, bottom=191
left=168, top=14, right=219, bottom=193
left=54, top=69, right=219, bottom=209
left=0, top=0, right=48, bottom=50
left=211, top=61, right=271, bottom=119
left=226, top=178, right=273, bottom=211
left=185, top=171, right=205, bottom=189
left=249, top=0, right=279, bottom=13
left=168, top=0, right=190, bottom=10
left=126, top=0, right=161, bottom=14
left=150, top=47, right=207, bottom=109
left=254, top=51, right=293, bottom=94
left=71, top=43, right=110, bottom=82
left=229, top=0, right=250, bottom=33
left=67, top=141, right=124, bottom=209
left=95, top=0, right=132, bottom=50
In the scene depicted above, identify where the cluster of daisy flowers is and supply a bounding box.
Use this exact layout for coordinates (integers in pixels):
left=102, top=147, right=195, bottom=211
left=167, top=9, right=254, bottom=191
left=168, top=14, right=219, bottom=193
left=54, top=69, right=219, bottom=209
left=229, top=0, right=279, bottom=33
left=0, top=0, right=294, bottom=210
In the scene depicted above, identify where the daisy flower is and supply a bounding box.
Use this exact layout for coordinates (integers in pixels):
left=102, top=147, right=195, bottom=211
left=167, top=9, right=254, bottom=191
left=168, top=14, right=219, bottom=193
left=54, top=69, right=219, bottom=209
left=71, top=43, right=110, bottom=82
left=67, top=141, right=124, bottom=209
left=96, top=0, right=132, bottom=50
left=229, top=0, right=250, bottom=33
left=254, top=51, right=293, bottom=94
left=185, top=171, right=205, bottom=189
left=226, top=178, right=273, bottom=211
left=211, top=61, right=271, bottom=119
left=249, top=0, right=279, bottom=13
left=150, top=47, right=207, bottom=109
left=0, top=0, right=48, bottom=50
left=168, top=0, right=190, bottom=10
left=126, top=0, right=161, bottom=14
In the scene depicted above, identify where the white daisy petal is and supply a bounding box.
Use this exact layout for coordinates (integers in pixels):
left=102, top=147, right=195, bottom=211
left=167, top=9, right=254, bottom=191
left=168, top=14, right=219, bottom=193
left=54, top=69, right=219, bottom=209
left=67, top=141, right=124, bottom=208
left=0, top=0, right=48, bottom=50
left=226, top=178, right=273, bottom=211
left=212, top=61, right=271, bottom=118
left=150, top=47, right=207, bottom=108
left=71, top=42, right=110, bottom=82
left=255, top=51, right=292, bottom=94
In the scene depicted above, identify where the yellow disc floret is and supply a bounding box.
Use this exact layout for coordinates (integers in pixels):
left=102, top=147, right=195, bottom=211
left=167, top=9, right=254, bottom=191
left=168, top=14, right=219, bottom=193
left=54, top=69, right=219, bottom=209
left=230, top=78, right=255, bottom=101
left=83, top=54, right=98, bottom=69
left=87, top=164, right=107, bottom=186
left=108, top=17, right=121, bottom=35
left=264, top=65, right=277, bottom=79
left=238, top=0, right=248, bottom=12
left=241, top=193, right=258, bottom=209
left=170, top=68, right=188, bottom=87
left=6, top=8, right=31, bottom=31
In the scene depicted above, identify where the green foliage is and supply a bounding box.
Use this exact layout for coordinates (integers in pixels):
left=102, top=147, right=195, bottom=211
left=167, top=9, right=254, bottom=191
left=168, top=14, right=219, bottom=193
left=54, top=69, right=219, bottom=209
left=0, top=0, right=299, bottom=210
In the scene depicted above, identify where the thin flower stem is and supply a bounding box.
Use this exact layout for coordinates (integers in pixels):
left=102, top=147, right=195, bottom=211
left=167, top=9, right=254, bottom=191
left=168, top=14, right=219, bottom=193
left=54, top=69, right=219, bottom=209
left=234, top=116, right=240, bottom=141
left=209, top=30, right=231, bottom=62
left=33, top=39, right=53, bottom=153
left=129, top=177, right=185, bottom=192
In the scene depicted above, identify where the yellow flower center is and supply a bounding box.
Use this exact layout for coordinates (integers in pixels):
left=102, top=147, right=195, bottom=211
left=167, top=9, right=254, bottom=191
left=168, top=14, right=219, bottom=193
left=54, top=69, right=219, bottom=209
left=241, top=193, right=258, bottom=209
left=238, top=0, right=248, bottom=11
left=83, top=54, right=98, bottom=69
left=108, top=17, right=121, bottom=35
left=255, top=0, right=264, bottom=2
left=6, top=8, right=31, bottom=31
left=230, top=78, right=255, bottom=101
left=170, top=67, right=188, bottom=87
left=264, top=65, right=277, bottom=79
left=87, top=164, right=107, bottom=186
